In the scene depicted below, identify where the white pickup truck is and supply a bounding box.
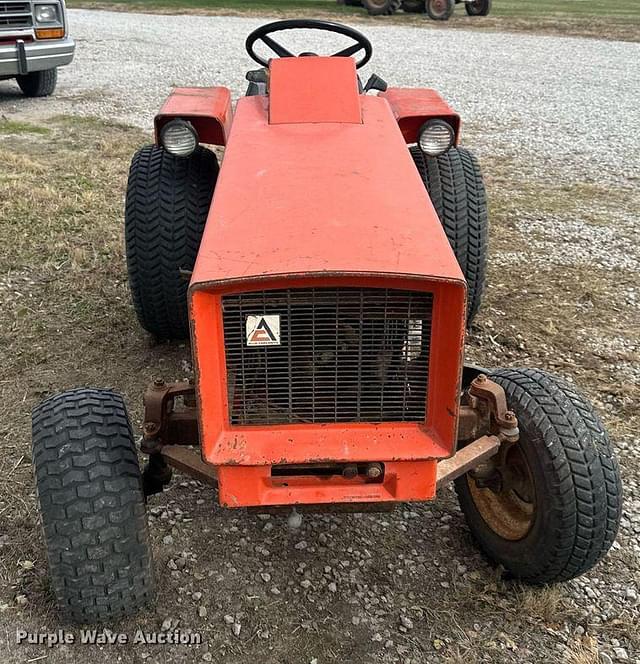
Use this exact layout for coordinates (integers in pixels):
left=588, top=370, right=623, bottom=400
left=0, top=0, right=75, bottom=97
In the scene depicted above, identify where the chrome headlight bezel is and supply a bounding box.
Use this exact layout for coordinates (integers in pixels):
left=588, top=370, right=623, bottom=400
left=418, top=119, right=455, bottom=157
left=160, top=120, right=199, bottom=158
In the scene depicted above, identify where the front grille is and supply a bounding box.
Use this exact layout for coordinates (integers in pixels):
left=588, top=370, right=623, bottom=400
left=222, top=287, right=433, bottom=425
left=0, top=2, right=33, bottom=29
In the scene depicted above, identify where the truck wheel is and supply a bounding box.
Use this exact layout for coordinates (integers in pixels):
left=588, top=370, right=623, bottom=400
left=410, top=145, right=488, bottom=324
left=426, top=0, right=454, bottom=20
left=32, top=389, right=155, bottom=621
left=455, top=369, right=623, bottom=584
left=125, top=144, right=219, bottom=339
left=465, top=0, right=491, bottom=15
left=402, top=0, right=425, bottom=12
left=363, top=0, right=402, bottom=15
left=16, top=68, right=58, bottom=97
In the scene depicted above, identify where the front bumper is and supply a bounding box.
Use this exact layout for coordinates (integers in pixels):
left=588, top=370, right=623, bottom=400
left=0, top=36, right=75, bottom=77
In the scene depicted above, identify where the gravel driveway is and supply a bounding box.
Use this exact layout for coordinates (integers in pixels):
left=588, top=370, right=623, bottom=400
left=1, top=9, right=639, bottom=664
left=1, top=9, right=639, bottom=184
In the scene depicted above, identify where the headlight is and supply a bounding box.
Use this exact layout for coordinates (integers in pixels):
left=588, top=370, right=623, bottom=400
left=418, top=120, right=454, bottom=157
left=34, top=4, right=60, bottom=23
left=160, top=120, right=198, bottom=158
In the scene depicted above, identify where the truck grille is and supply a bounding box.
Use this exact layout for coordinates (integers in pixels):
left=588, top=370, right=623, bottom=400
left=0, top=2, right=32, bottom=29
left=222, top=287, right=433, bottom=425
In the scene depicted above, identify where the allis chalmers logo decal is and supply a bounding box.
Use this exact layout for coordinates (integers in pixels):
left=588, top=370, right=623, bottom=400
left=246, top=315, right=281, bottom=346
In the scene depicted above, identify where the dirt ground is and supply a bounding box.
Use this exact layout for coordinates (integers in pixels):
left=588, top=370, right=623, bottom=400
left=0, top=112, right=638, bottom=664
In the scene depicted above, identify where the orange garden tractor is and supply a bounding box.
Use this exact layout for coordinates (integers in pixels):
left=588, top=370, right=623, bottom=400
left=32, top=20, right=622, bottom=622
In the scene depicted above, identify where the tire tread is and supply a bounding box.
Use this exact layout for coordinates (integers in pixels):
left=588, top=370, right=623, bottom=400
left=410, top=145, right=488, bottom=323
left=125, top=145, right=218, bottom=339
left=32, top=389, right=155, bottom=621
left=457, top=368, right=622, bottom=583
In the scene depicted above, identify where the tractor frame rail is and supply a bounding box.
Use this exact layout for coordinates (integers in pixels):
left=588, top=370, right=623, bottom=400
left=140, top=370, right=518, bottom=506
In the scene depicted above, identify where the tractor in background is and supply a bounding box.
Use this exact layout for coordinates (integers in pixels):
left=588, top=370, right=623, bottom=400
left=340, top=0, right=492, bottom=20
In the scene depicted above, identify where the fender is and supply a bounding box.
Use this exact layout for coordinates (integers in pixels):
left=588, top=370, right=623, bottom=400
left=154, top=86, right=233, bottom=147
left=380, top=88, right=461, bottom=145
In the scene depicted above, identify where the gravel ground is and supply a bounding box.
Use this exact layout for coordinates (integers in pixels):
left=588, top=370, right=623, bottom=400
left=1, top=9, right=639, bottom=664
left=1, top=9, right=639, bottom=183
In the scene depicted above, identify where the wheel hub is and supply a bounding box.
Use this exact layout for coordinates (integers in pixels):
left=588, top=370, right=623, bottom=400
left=468, top=444, right=535, bottom=541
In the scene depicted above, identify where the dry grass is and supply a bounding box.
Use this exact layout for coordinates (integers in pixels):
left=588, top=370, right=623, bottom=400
left=565, top=635, right=601, bottom=664
left=0, top=116, right=150, bottom=591
left=514, top=584, right=575, bottom=625
left=0, top=116, right=637, bottom=663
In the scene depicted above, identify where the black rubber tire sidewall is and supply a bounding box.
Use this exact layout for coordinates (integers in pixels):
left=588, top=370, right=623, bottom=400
left=16, top=68, right=57, bottom=97
left=32, top=389, right=155, bottom=621
left=363, top=0, right=402, bottom=14
left=465, top=0, right=491, bottom=15
left=125, top=145, right=218, bottom=340
left=427, top=0, right=454, bottom=20
left=454, top=369, right=623, bottom=584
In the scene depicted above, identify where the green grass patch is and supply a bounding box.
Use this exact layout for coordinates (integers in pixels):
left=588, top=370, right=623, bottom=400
left=67, top=0, right=640, bottom=20
left=69, top=0, right=354, bottom=11
left=493, top=0, right=639, bottom=19
left=0, top=119, right=50, bottom=135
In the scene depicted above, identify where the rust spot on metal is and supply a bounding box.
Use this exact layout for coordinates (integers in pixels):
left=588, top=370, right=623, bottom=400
left=468, top=376, right=519, bottom=443
left=141, top=380, right=199, bottom=454
left=436, top=436, right=500, bottom=489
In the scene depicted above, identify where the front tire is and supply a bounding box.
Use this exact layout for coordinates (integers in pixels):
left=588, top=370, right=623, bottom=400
left=465, top=0, right=491, bottom=16
left=32, top=389, right=155, bottom=621
left=455, top=369, right=623, bottom=584
left=125, top=145, right=219, bottom=340
left=426, top=0, right=454, bottom=20
left=16, top=68, right=57, bottom=97
left=410, top=145, right=488, bottom=323
left=363, top=0, right=402, bottom=14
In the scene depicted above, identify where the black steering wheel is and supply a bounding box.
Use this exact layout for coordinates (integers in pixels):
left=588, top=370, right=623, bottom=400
left=246, top=19, right=373, bottom=70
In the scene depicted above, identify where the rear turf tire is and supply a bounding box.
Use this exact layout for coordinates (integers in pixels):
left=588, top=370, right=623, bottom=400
left=363, top=0, right=402, bottom=15
left=32, top=389, right=155, bottom=621
left=410, top=145, right=488, bottom=324
left=402, top=0, right=425, bottom=12
left=426, top=0, right=454, bottom=20
left=455, top=369, right=623, bottom=584
left=125, top=145, right=219, bottom=340
left=16, top=68, right=57, bottom=97
left=465, top=0, right=491, bottom=16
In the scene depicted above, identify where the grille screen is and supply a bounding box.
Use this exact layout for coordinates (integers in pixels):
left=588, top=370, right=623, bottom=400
left=222, top=288, right=433, bottom=425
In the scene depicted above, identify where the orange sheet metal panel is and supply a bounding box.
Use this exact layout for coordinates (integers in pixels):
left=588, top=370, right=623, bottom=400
left=217, top=461, right=438, bottom=508
left=188, top=70, right=467, bottom=508
left=154, top=86, right=233, bottom=146
left=190, top=94, right=464, bottom=286
left=190, top=274, right=466, bottom=468
left=269, top=56, right=362, bottom=125
left=380, top=88, right=461, bottom=145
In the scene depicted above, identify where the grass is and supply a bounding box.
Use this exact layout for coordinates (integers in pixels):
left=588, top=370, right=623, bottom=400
left=67, top=0, right=640, bottom=18
left=66, top=0, right=640, bottom=41
left=492, top=0, right=638, bottom=19
left=0, top=119, right=50, bottom=135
